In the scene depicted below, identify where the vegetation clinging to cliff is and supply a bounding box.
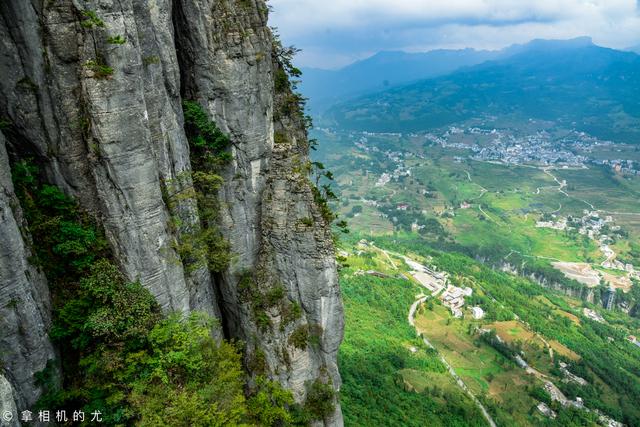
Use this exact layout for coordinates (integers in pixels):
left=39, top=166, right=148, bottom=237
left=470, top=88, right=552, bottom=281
left=11, top=160, right=309, bottom=426
left=163, top=101, right=233, bottom=273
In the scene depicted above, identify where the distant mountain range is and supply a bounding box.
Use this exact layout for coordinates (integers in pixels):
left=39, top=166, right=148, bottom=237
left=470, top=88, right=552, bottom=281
left=300, top=48, right=502, bottom=113
left=315, top=38, right=640, bottom=143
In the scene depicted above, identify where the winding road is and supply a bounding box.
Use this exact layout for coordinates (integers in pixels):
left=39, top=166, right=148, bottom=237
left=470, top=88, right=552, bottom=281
left=408, top=294, right=497, bottom=427
left=400, top=253, right=497, bottom=427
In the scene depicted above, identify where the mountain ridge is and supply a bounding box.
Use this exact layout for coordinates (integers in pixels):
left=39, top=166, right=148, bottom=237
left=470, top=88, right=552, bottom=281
left=320, top=39, right=640, bottom=143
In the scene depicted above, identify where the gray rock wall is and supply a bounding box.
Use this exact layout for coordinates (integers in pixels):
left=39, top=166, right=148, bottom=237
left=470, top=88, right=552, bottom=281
left=0, top=0, right=219, bottom=316
left=0, top=374, right=19, bottom=427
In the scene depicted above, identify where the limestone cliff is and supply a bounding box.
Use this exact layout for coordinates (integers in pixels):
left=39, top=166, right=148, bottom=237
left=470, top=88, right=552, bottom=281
left=0, top=0, right=343, bottom=424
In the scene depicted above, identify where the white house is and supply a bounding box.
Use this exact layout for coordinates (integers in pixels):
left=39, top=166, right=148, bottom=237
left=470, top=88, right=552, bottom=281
left=471, top=306, right=485, bottom=320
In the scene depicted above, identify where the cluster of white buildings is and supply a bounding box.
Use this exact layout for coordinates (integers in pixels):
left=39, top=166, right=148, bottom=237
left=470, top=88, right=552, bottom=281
left=536, top=217, right=568, bottom=230
left=375, top=173, right=391, bottom=187
left=583, top=308, right=605, bottom=323
left=542, top=381, right=623, bottom=427
left=404, top=257, right=447, bottom=295
left=369, top=152, right=411, bottom=188
left=544, top=381, right=584, bottom=409
left=421, top=125, right=615, bottom=168
left=559, top=362, right=588, bottom=386
left=440, top=285, right=473, bottom=318
left=602, top=158, right=640, bottom=176
left=470, top=132, right=589, bottom=166
left=542, top=210, right=637, bottom=277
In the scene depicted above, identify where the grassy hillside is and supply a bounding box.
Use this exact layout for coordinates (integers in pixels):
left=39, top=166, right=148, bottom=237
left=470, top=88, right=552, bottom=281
left=337, top=237, right=487, bottom=426
left=342, top=234, right=640, bottom=425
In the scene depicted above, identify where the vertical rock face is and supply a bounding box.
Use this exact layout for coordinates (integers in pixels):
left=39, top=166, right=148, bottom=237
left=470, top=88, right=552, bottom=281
left=0, top=0, right=219, bottom=316
left=174, top=1, right=343, bottom=422
left=0, top=132, right=56, bottom=410
left=0, top=0, right=343, bottom=424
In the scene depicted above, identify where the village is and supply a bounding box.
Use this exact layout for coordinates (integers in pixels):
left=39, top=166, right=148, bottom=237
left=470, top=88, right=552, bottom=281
left=430, top=126, right=592, bottom=167
left=535, top=207, right=640, bottom=313
left=403, top=252, right=486, bottom=320
left=353, top=240, right=485, bottom=320
left=346, top=125, right=638, bottom=173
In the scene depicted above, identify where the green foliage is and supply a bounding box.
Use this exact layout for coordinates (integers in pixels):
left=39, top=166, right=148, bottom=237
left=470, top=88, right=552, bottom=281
left=289, top=325, right=309, bottom=350
left=182, top=100, right=232, bottom=167
left=43, top=268, right=284, bottom=427
left=246, top=348, right=267, bottom=376
left=164, top=102, right=234, bottom=274
left=304, top=380, right=336, bottom=421
left=11, top=160, right=109, bottom=284
left=129, top=314, right=247, bottom=426
left=172, top=221, right=230, bottom=274
left=41, top=261, right=162, bottom=422
left=143, top=56, right=160, bottom=66
left=51, top=260, right=160, bottom=350
left=266, top=285, right=286, bottom=307
left=274, top=68, right=289, bottom=93
left=299, top=217, right=314, bottom=227
left=272, top=30, right=302, bottom=81
left=274, top=130, right=289, bottom=145
left=237, top=0, right=253, bottom=9
left=338, top=270, right=484, bottom=426
left=479, top=329, right=518, bottom=362
left=17, top=76, right=38, bottom=92
left=237, top=271, right=289, bottom=332
left=106, top=35, right=126, bottom=45
left=84, top=60, right=114, bottom=79
left=308, top=161, right=349, bottom=234
left=282, top=301, right=303, bottom=326
left=307, top=323, right=323, bottom=347
left=80, top=10, right=105, bottom=29
left=246, top=376, right=296, bottom=426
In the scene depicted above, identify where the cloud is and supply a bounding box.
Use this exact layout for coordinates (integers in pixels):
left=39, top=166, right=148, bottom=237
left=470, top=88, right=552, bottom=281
left=268, top=0, right=640, bottom=68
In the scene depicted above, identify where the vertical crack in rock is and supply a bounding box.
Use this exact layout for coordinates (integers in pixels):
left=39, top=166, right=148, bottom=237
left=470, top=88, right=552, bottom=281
left=173, top=1, right=344, bottom=424
left=0, top=131, right=56, bottom=411
left=0, top=0, right=221, bottom=315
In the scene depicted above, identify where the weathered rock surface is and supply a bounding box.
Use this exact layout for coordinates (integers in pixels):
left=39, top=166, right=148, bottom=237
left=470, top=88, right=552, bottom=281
left=0, top=374, right=19, bottom=427
left=0, top=132, right=56, bottom=411
left=175, top=1, right=343, bottom=423
left=0, top=0, right=219, bottom=316
left=0, top=1, right=343, bottom=424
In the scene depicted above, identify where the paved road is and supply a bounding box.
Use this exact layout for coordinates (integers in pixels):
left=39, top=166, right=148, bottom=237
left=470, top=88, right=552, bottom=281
left=408, top=296, right=497, bottom=427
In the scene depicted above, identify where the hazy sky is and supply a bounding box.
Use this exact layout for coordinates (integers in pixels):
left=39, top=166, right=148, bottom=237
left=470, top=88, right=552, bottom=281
left=268, top=0, right=640, bottom=69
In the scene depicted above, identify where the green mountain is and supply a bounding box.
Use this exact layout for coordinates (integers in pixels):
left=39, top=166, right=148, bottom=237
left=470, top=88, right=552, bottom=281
left=322, top=38, right=640, bottom=143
